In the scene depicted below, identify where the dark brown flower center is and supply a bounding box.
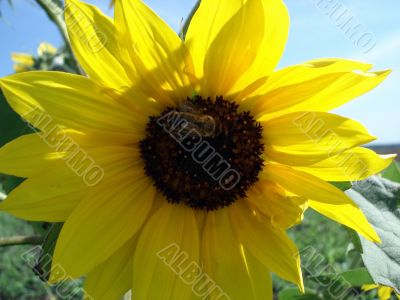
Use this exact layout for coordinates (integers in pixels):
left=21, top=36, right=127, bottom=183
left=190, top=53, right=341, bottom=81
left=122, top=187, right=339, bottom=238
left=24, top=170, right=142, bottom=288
left=139, top=96, right=264, bottom=210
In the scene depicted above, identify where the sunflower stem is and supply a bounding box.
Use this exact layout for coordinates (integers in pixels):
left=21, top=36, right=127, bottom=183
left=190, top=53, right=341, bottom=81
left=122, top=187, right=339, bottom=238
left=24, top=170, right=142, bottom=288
left=180, top=0, right=200, bottom=40
left=34, top=0, right=82, bottom=74
left=34, top=0, right=69, bottom=46
left=0, top=235, right=43, bottom=247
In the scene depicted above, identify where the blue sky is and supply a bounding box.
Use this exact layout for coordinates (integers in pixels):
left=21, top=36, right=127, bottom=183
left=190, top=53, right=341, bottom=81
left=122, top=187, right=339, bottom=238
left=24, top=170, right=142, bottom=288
left=0, top=0, right=399, bottom=144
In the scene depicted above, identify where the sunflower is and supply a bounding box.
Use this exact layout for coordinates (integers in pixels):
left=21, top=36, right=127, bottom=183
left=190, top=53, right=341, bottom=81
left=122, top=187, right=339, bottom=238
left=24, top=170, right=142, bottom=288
left=11, top=42, right=57, bottom=73
left=0, top=0, right=395, bottom=299
left=362, top=284, right=400, bottom=300
left=11, top=52, right=34, bottom=72
left=37, top=42, right=57, bottom=56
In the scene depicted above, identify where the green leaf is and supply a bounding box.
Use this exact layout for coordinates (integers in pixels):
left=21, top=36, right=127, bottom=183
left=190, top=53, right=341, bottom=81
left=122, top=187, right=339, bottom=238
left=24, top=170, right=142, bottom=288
left=382, top=161, right=400, bottom=183
left=340, top=268, right=374, bottom=286
left=279, top=288, right=320, bottom=300
left=345, top=227, right=364, bottom=254
left=307, top=269, right=373, bottom=290
left=305, top=269, right=374, bottom=300
left=330, top=182, right=352, bottom=191
left=0, top=89, right=32, bottom=194
left=0, top=91, right=33, bottom=147
left=2, top=175, right=24, bottom=194
left=347, top=176, right=400, bottom=293
left=34, top=223, right=63, bottom=281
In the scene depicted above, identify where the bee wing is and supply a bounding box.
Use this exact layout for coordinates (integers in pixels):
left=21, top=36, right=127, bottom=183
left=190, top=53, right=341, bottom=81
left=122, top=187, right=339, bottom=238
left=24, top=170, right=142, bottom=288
left=178, top=100, right=197, bottom=113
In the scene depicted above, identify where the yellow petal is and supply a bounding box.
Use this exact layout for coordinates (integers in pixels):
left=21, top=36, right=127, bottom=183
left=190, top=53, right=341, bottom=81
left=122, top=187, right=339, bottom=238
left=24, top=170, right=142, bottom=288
left=115, top=0, right=194, bottom=105
left=201, top=0, right=265, bottom=97
left=249, top=58, right=373, bottom=96
left=230, top=0, right=289, bottom=96
left=243, top=248, right=273, bottom=300
left=58, top=128, right=143, bottom=147
left=13, top=64, right=30, bottom=73
left=0, top=161, right=87, bottom=222
left=201, top=208, right=271, bottom=300
left=84, top=237, right=136, bottom=300
left=0, top=146, right=141, bottom=222
left=133, top=201, right=200, bottom=300
left=0, top=71, right=145, bottom=134
left=65, top=0, right=131, bottom=88
left=378, top=286, right=394, bottom=300
left=362, top=284, right=379, bottom=292
left=294, top=147, right=396, bottom=181
left=229, top=200, right=304, bottom=291
left=241, top=63, right=390, bottom=119
left=38, top=42, right=57, bottom=56
left=264, top=164, right=380, bottom=242
left=246, top=180, right=307, bottom=229
left=11, top=53, right=35, bottom=72
left=185, top=0, right=244, bottom=80
left=51, top=171, right=155, bottom=280
left=262, top=111, right=376, bottom=165
left=0, top=128, right=142, bottom=178
left=11, top=53, right=34, bottom=66
left=0, top=133, right=64, bottom=177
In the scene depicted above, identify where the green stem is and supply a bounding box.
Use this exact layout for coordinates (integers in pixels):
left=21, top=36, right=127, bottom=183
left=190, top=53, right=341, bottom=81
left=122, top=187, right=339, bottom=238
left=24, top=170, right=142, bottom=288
left=180, top=0, right=200, bottom=40
left=34, top=0, right=69, bottom=46
left=0, top=235, right=43, bottom=247
left=0, top=192, right=6, bottom=201
left=34, top=0, right=81, bottom=74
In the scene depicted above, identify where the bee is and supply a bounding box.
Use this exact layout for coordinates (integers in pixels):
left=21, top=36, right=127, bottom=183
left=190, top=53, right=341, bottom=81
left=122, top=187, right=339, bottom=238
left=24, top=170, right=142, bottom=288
left=171, top=100, right=216, bottom=138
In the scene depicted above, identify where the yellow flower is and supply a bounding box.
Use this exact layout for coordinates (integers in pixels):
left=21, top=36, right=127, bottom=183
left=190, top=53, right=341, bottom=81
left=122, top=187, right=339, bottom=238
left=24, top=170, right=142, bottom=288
left=11, top=53, right=34, bottom=72
left=363, top=284, right=400, bottom=300
left=11, top=42, right=57, bottom=73
left=37, top=42, right=57, bottom=56
left=0, top=0, right=395, bottom=299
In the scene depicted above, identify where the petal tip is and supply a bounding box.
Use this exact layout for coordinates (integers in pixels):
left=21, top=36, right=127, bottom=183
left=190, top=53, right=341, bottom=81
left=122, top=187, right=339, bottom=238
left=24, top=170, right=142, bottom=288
left=361, top=223, right=381, bottom=243
left=367, top=135, right=378, bottom=142
left=381, top=153, right=397, bottom=167
left=297, top=272, right=305, bottom=293
left=370, top=230, right=382, bottom=244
